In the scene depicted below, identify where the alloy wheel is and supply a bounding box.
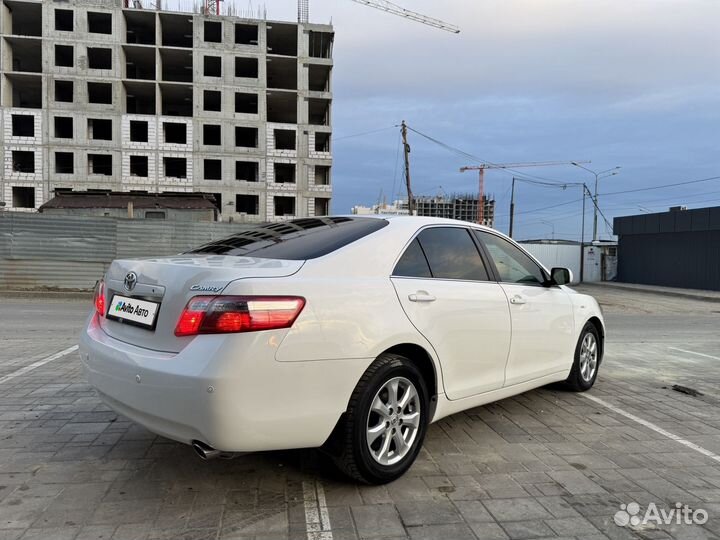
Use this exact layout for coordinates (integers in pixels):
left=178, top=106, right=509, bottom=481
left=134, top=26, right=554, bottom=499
left=579, top=332, right=598, bottom=382
left=366, top=376, right=421, bottom=466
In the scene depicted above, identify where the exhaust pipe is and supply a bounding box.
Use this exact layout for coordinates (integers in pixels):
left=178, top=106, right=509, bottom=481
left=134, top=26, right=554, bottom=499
left=191, top=440, right=222, bottom=460
left=191, top=440, right=239, bottom=460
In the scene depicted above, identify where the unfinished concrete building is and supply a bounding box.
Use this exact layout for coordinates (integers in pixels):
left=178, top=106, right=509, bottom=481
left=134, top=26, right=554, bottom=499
left=0, top=0, right=333, bottom=221
left=353, top=194, right=496, bottom=228
left=415, top=194, right=495, bottom=228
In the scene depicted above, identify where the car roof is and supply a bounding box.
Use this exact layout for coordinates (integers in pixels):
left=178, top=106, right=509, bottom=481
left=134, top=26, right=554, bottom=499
left=337, top=215, right=552, bottom=276
left=345, top=214, right=496, bottom=232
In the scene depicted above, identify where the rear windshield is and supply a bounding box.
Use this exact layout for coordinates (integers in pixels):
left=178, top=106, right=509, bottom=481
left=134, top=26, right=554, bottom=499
left=187, top=217, right=389, bottom=260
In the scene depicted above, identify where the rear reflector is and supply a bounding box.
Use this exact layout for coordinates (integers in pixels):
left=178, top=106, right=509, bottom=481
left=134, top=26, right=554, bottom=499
left=175, top=296, right=305, bottom=336
left=94, top=280, right=105, bottom=317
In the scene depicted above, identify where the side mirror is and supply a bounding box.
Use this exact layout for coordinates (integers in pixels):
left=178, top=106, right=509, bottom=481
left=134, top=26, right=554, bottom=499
left=551, top=267, right=573, bottom=286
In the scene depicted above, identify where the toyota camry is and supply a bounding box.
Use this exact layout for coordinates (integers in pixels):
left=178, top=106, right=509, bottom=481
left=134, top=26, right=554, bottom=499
left=80, top=216, right=604, bottom=484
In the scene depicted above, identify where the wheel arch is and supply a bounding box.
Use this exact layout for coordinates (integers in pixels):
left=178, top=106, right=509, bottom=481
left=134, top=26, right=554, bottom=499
left=380, top=343, right=439, bottom=421
left=585, top=316, right=605, bottom=362
left=322, top=342, right=440, bottom=459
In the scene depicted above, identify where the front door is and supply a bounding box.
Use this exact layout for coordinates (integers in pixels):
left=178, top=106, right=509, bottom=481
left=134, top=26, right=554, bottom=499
left=474, top=231, right=575, bottom=386
left=391, top=227, right=512, bottom=400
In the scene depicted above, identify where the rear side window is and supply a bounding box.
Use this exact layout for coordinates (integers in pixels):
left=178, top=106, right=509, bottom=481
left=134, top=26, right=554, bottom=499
left=393, top=239, right=431, bottom=278
left=394, top=227, right=489, bottom=281
left=188, top=217, right=388, bottom=260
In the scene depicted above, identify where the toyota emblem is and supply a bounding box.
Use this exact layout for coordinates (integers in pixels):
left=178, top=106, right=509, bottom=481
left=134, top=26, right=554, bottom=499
left=124, top=272, right=138, bottom=292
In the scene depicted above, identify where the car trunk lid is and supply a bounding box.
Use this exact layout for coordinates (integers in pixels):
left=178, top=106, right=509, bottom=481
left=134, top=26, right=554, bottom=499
left=100, top=255, right=303, bottom=352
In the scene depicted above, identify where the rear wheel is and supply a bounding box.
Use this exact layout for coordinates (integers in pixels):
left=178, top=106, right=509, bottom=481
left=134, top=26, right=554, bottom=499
left=565, top=323, right=601, bottom=391
left=331, top=353, right=429, bottom=484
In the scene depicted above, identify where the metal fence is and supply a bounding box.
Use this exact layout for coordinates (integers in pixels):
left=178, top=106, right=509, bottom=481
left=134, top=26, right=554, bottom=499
left=519, top=242, right=617, bottom=283
left=614, top=207, right=720, bottom=290
left=0, top=213, right=253, bottom=291
left=1, top=213, right=615, bottom=291
left=519, top=243, right=582, bottom=283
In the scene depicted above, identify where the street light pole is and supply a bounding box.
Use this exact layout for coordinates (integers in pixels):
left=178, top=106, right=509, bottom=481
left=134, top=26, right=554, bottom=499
left=593, top=172, right=599, bottom=242
left=580, top=185, right=586, bottom=282
left=540, top=220, right=555, bottom=240
left=572, top=163, right=620, bottom=242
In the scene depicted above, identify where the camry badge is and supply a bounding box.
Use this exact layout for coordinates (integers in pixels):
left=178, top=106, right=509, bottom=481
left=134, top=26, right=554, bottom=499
left=190, top=284, right=224, bottom=293
left=124, top=272, right=138, bottom=292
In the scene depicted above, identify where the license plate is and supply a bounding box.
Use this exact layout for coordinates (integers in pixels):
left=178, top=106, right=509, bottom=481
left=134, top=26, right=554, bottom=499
left=107, top=294, right=160, bottom=329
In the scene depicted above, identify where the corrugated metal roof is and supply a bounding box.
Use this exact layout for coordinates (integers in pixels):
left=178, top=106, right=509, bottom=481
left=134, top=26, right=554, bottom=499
left=39, top=192, right=217, bottom=210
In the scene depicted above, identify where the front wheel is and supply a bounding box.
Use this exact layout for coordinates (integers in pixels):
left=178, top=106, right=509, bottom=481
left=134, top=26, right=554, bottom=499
left=565, top=323, right=601, bottom=391
left=331, top=353, right=429, bottom=484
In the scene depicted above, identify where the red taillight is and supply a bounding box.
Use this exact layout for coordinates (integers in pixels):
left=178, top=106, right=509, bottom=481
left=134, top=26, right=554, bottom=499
left=175, top=296, right=305, bottom=336
left=175, top=296, right=212, bottom=336
left=94, top=280, right=106, bottom=317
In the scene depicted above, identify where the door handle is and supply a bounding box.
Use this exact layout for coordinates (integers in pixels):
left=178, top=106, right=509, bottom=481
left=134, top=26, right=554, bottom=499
left=409, top=292, right=436, bottom=303
left=510, top=295, right=526, bottom=305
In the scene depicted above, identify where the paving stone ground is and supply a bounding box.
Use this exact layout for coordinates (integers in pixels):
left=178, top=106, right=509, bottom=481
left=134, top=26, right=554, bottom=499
left=0, top=286, right=719, bottom=539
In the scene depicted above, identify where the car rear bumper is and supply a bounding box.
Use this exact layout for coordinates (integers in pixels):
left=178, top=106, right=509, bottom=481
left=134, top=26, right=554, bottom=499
left=79, top=314, right=370, bottom=452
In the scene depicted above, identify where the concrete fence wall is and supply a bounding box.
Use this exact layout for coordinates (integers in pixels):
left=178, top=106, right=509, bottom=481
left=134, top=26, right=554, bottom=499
left=0, top=212, right=252, bottom=291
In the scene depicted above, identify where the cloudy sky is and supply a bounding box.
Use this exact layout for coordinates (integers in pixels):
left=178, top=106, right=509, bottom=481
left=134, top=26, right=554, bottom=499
left=255, top=0, right=718, bottom=240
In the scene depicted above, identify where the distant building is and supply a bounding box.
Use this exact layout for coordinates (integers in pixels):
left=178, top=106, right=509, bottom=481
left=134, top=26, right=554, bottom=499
left=39, top=191, right=217, bottom=221
left=352, top=199, right=409, bottom=216
left=415, top=194, right=495, bottom=227
left=352, top=194, right=495, bottom=228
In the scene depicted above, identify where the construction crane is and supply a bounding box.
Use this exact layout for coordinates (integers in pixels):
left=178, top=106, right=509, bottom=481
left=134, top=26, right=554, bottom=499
left=298, top=0, right=460, bottom=33
left=204, top=0, right=221, bottom=15
left=459, top=161, right=590, bottom=228
left=348, top=0, right=460, bottom=33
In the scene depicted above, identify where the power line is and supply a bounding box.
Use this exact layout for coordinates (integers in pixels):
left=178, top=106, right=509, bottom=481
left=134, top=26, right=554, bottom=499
left=512, top=174, right=720, bottom=216
left=601, top=188, right=720, bottom=211
left=333, top=126, right=397, bottom=142
left=495, top=197, right=584, bottom=219
left=407, top=126, right=589, bottom=185
left=404, top=125, right=578, bottom=185
left=589, top=195, right=613, bottom=231
left=514, top=177, right=583, bottom=189
left=590, top=175, right=720, bottom=234
left=492, top=168, right=720, bottom=236
left=398, top=123, right=720, bottom=238
left=601, top=175, right=720, bottom=197
left=401, top=123, right=720, bottom=199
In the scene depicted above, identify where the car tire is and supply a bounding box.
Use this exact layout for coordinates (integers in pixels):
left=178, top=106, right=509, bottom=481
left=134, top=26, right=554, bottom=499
left=565, top=322, right=601, bottom=392
left=330, top=353, right=429, bottom=484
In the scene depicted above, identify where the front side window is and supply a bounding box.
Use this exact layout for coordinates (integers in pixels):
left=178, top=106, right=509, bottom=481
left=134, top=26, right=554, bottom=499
left=476, top=231, right=546, bottom=285
left=394, top=227, right=488, bottom=281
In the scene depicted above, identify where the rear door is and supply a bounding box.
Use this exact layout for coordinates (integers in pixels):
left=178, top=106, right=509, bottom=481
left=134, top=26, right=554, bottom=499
left=391, top=227, right=512, bottom=400
left=474, top=231, right=575, bottom=386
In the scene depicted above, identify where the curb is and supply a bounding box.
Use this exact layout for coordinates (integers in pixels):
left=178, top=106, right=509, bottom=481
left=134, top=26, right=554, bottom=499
left=0, top=289, right=93, bottom=299
left=580, top=282, right=720, bottom=304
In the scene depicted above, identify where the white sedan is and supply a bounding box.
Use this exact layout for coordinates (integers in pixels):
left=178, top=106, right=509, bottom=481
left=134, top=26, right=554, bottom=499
left=80, top=216, right=604, bottom=484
